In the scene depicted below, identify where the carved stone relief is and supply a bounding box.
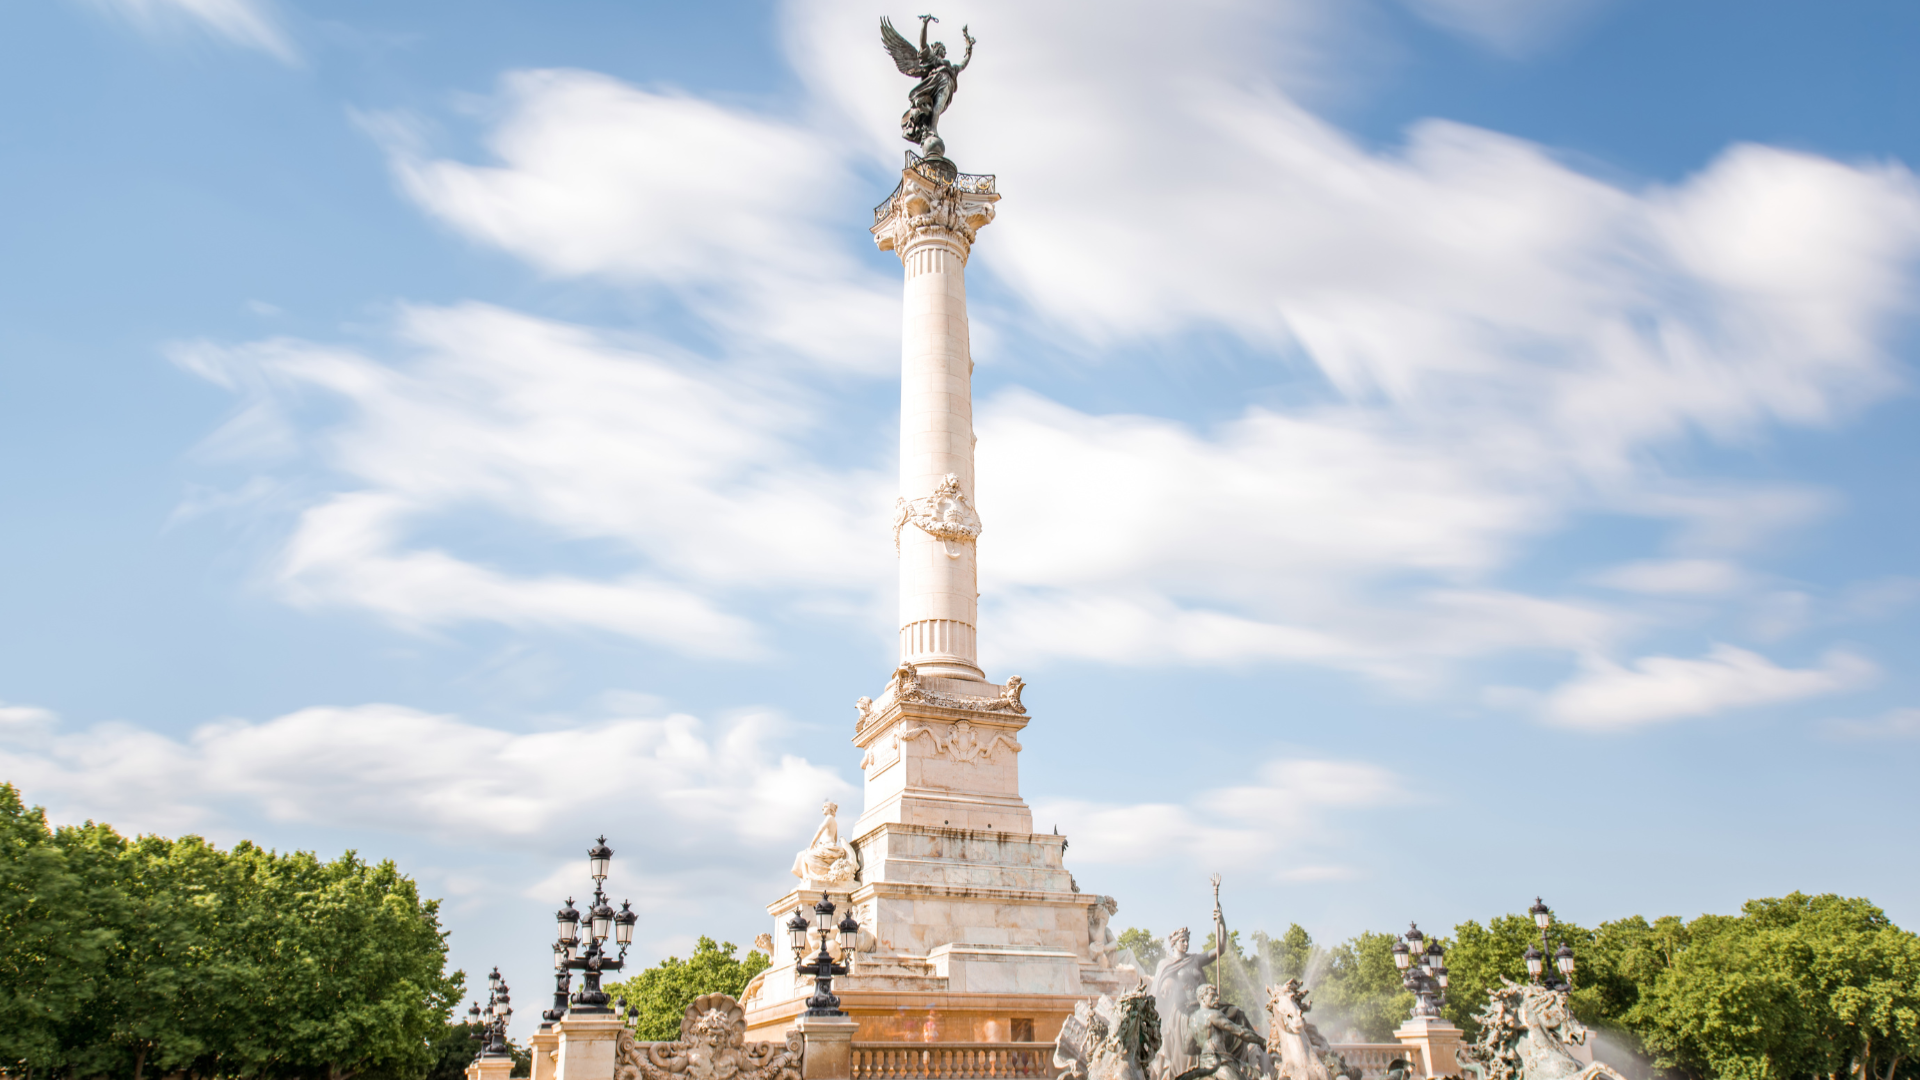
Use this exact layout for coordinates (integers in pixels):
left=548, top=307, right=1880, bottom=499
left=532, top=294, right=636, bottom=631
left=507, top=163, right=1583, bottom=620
left=614, top=994, right=802, bottom=1080
left=888, top=662, right=1027, bottom=715
left=893, top=474, right=983, bottom=558
left=899, top=718, right=1023, bottom=764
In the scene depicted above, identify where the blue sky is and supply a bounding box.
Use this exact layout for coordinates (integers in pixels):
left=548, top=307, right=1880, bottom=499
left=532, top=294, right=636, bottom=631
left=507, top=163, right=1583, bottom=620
left=4, top=0, right=1919, bottom=1035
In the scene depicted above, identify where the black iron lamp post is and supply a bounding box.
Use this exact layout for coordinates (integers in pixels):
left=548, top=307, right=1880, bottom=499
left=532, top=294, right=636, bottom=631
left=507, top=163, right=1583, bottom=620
left=542, top=941, right=572, bottom=1029
left=469, top=967, right=514, bottom=1059
left=553, top=836, right=641, bottom=1015
left=1391, top=922, right=1449, bottom=1019
left=1523, top=897, right=1576, bottom=992
left=786, top=895, right=859, bottom=1017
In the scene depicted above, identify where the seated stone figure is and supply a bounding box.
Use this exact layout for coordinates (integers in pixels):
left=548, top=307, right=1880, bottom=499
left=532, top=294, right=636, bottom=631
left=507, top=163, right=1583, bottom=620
left=791, top=799, right=858, bottom=889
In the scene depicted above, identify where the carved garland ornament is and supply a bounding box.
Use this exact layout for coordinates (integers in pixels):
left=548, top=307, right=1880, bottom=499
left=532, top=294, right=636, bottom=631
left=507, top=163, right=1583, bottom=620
left=615, top=994, right=801, bottom=1080
left=890, top=662, right=1026, bottom=714
left=899, top=718, right=1023, bottom=764
left=893, top=474, right=983, bottom=558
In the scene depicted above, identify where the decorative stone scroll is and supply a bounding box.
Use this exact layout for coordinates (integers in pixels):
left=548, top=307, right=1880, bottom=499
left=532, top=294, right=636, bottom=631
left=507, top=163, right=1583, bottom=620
left=890, top=662, right=1026, bottom=715
left=894, top=474, right=982, bottom=558
left=899, top=718, right=1023, bottom=764
left=614, top=994, right=802, bottom=1080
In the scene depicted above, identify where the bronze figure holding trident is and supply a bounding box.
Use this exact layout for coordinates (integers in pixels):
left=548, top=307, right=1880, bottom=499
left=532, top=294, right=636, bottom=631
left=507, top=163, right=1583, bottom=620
left=1149, top=874, right=1230, bottom=1080
left=879, top=14, right=975, bottom=161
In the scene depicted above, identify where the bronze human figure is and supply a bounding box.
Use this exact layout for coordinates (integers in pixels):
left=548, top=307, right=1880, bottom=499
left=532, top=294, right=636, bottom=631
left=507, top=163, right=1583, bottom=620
left=1180, top=985, right=1264, bottom=1080
left=879, top=14, right=975, bottom=160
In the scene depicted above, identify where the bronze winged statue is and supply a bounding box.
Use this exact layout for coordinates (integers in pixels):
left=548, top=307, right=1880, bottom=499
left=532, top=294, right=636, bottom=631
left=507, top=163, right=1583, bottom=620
left=880, top=14, right=974, bottom=161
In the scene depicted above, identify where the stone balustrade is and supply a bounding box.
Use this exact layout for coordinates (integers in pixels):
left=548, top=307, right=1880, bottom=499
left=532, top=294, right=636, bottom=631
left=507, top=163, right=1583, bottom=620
left=1333, top=1043, right=1419, bottom=1080
left=849, top=1042, right=1052, bottom=1080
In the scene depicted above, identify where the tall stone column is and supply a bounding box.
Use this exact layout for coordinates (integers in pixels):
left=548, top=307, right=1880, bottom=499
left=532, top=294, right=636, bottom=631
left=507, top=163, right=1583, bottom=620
left=873, top=159, right=999, bottom=680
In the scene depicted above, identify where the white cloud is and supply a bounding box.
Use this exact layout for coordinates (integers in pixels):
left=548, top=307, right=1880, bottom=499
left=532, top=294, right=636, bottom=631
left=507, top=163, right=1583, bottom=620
left=172, top=303, right=890, bottom=650
left=0, top=698, right=851, bottom=852
left=1822, top=707, right=1920, bottom=741
left=0, top=703, right=58, bottom=730
left=1033, top=756, right=1403, bottom=879
left=1542, top=644, right=1876, bottom=730
left=374, top=72, right=897, bottom=373
left=86, top=0, right=295, bottom=62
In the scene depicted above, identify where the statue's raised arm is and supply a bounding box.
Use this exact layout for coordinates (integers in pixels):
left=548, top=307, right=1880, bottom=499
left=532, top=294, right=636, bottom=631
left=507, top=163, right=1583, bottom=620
left=879, top=13, right=974, bottom=162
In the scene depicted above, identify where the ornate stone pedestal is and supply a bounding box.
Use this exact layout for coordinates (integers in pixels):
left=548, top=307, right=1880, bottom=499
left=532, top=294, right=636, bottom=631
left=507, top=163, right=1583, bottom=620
left=529, top=1027, right=560, bottom=1080
left=466, top=1056, right=514, bottom=1080
left=1392, top=1016, right=1467, bottom=1080
left=554, top=1014, right=628, bottom=1080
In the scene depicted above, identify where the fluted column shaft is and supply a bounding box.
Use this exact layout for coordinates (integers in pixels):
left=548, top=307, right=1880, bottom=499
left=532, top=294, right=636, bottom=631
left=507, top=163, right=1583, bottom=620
left=872, top=166, right=999, bottom=679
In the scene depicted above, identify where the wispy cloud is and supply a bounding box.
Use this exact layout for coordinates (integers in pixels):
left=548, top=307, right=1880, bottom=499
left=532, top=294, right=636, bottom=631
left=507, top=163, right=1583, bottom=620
left=1542, top=644, right=1876, bottom=730
left=0, top=698, right=851, bottom=850
left=1392, top=0, right=1617, bottom=57
left=1593, top=559, right=1752, bottom=597
left=86, top=0, right=296, bottom=63
left=170, top=304, right=890, bottom=650
left=1032, top=757, right=1405, bottom=883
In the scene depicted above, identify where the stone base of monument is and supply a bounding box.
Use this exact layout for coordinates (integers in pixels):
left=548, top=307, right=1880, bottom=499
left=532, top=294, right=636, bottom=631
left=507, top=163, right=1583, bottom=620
left=1390, top=1016, right=1468, bottom=1079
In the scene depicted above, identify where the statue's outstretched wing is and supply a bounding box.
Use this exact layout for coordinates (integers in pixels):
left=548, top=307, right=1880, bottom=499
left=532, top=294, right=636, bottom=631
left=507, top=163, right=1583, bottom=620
left=880, top=17, right=925, bottom=76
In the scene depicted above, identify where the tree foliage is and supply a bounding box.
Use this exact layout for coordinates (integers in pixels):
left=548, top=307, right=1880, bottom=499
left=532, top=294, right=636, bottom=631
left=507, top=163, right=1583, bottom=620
left=1117, top=927, right=1165, bottom=974
left=0, top=782, right=464, bottom=1080
left=601, top=937, right=770, bottom=1041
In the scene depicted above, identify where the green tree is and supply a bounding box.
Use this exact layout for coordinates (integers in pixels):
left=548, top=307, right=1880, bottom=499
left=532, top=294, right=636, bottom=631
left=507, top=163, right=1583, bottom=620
left=0, top=784, right=113, bottom=1071
left=1118, top=928, right=1165, bottom=974
left=1631, top=894, right=1920, bottom=1080
left=0, top=788, right=463, bottom=1080
left=424, top=1021, right=491, bottom=1080
left=602, top=937, right=770, bottom=1041
left=1442, top=911, right=1593, bottom=1039
left=1252, top=924, right=1315, bottom=984
left=1314, top=931, right=1412, bottom=1042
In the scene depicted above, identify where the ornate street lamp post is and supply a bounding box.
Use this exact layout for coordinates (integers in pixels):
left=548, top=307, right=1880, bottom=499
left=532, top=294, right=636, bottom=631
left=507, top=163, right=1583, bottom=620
left=1523, top=898, right=1576, bottom=992
left=785, top=895, right=860, bottom=1017
left=542, top=942, right=571, bottom=1029
left=1391, top=922, right=1449, bottom=1019
left=468, top=967, right=513, bottom=1059
left=552, top=836, right=640, bottom=1016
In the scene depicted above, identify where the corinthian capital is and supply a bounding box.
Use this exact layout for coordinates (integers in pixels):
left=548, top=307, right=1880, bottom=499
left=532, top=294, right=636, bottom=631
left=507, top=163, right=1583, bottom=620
left=872, top=159, right=999, bottom=255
